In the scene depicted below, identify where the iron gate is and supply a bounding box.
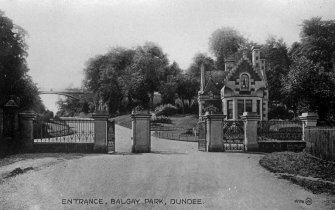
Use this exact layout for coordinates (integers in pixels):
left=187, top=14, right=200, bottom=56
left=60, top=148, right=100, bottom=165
left=222, top=121, right=245, bottom=151
left=33, top=117, right=95, bottom=152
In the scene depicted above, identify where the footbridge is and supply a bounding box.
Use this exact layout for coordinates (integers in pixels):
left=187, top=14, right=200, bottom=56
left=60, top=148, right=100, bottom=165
left=38, top=88, right=92, bottom=100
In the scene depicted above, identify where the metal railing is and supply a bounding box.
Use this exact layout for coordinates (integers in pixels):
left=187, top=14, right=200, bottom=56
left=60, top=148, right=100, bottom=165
left=222, top=120, right=244, bottom=151
left=33, top=118, right=94, bottom=143
left=257, top=121, right=303, bottom=142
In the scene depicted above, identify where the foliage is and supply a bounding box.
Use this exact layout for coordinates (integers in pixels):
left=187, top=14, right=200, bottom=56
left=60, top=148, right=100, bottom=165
left=155, top=104, right=178, bottom=116
left=159, top=81, right=177, bottom=104
left=260, top=37, right=290, bottom=104
left=186, top=53, right=215, bottom=79
left=282, top=56, right=335, bottom=119
left=151, top=115, right=172, bottom=124
left=83, top=43, right=174, bottom=114
left=131, top=42, right=170, bottom=109
left=0, top=11, right=44, bottom=112
left=290, top=17, right=335, bottom=72
left=56, top=88, right=94, bottom=117
left=209, top=27, right=246, bottom=69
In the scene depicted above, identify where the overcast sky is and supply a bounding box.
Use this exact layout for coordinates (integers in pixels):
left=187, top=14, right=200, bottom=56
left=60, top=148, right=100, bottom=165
left=1, top=0, right=335, bottom=112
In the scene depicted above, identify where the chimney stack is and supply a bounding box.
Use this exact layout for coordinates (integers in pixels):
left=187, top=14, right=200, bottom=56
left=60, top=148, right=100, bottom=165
left=200, top=63, right=205, bottom=92
left=252, top=46, right=260, bottom=68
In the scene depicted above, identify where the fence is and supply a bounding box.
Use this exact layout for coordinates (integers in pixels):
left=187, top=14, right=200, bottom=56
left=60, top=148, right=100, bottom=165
left=34, top=118, right=94, bottom=143
left=257, top=121, right=303, bottom=141
left=33, top=118, right=95, bottom=153
left=305, top=127, right=335, bottom=162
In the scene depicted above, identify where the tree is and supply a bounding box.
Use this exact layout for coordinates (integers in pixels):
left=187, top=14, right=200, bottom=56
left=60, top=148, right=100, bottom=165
left=132, top=42, right=169, bottom=110
left=186, top=53, right=215, bottom=80
left=290, top=17, right=335, bottom=72
left=282, top=56, right=335, bottom=119
left=0, top=11, right=43, bottom=111
left=56, top=88, right=94, bottom=117
left=83, top=47, right=137, bottom=114
left=209, top=27, right=246, bottom=70
left=175, top=75, right=199, bottom=113
left=260, top=37, right=290, bottom=107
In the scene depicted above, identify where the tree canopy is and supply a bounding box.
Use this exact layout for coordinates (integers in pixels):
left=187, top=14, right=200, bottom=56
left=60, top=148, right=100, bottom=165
left=0, top=11, right=43, bottom=112
left=209, top=27, right=246, bottom=70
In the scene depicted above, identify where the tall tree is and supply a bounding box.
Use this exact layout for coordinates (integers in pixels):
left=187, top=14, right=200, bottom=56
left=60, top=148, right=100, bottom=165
left=209, top=27, right=246, bottom=70
left=290, top=17, right=335, bottom=72
left=186, top=53, right=215, bottom=80
left=132, top=42, right=169, bottom=110
left=0, top=11, right=43, bottom=111
left=282, top=56, right=335, bottom=119
left=261, top=37, right=290, bottom=104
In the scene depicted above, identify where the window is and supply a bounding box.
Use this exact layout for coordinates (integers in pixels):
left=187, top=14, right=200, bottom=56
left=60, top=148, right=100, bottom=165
left=257, top=100, right=261, bottom=116
left=237, top=100, right=244, bottom=119
left=256, top=56, right=259, bottom=60
left=246, top=100, right=252, bottom=112
left=256, top=63, right=259, bottom=67
left=240, top=74, right=249, bottom=90
left=227, top=100, right=233, bottom=119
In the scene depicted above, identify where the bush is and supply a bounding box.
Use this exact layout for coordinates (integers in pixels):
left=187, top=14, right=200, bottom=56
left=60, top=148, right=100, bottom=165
left=155, top=104, right=178, bottom=116
left=151, top=115, right=172, bottom=124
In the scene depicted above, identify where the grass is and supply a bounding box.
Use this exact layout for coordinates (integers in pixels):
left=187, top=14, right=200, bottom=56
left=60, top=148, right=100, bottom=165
left=260, top=152, right=335, bottom=195
left=114, top=114, right=199, bottom=141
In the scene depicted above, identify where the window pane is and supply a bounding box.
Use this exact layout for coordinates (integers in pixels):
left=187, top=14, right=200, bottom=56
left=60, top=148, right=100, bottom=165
left=246, top=100, right=252, bottom=112
left=237, top=100, right=244, bottom=119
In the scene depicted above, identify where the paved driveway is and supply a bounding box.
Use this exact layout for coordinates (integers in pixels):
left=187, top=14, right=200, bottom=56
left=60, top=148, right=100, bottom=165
left=0, top=125, right=334, bottom=210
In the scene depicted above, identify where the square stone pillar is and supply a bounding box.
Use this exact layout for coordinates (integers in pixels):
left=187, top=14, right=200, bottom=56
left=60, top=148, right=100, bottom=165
left=131, top=111, right=151, bottom=153
left=299, top=112, right=319, bottom=127
left=241, top=112, right=260, bottom=152
left=299, top=112, right=319, bottom=141
left=18, top=111, right=36, bottom=152
left=205, top=113, right=225, bottom=152
left=92, top=112, right=109, bottom=153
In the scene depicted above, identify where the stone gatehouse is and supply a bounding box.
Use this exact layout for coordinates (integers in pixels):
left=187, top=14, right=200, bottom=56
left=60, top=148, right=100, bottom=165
left=198, top=46, right=269, bottom=121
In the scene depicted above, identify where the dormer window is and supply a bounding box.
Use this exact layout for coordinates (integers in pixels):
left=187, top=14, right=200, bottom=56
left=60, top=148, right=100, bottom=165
left=240, top=74, right=249, bottom=90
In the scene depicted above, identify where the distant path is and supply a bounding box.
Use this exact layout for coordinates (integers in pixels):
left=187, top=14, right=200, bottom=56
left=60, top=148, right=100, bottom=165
left=0, top=125, right=333, bottom=210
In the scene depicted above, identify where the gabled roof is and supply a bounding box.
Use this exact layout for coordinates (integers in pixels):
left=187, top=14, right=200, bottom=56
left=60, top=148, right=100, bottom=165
left=225, top=59, right=264, bottom=82
left=203, top=77, right=220, bottom=95
left=204, top=70, right=226, bottom=90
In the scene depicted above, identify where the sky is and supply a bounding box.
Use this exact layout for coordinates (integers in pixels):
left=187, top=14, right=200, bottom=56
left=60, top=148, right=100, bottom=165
left=1, top=0, right=335, bottom=112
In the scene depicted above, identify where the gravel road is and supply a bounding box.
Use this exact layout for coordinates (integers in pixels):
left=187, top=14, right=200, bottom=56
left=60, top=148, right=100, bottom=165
left=0, top=125, right=334, bottom=210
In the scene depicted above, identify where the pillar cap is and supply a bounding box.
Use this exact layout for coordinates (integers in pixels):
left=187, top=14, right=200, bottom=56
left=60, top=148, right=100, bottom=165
left=241, top=112, right=260, bottom=121
left=92, top=112, right=109, bottom=119
left=204, top=113, right=225, bottom=120
left=131, top=111, right=151, bottom=119
left=298, top=112, right=319, bottom=121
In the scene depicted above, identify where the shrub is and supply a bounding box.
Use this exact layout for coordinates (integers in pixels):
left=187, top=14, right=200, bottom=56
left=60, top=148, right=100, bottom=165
left=151, top=115, right=172, bottom=124
left=155, top=104, right=178, bottom=116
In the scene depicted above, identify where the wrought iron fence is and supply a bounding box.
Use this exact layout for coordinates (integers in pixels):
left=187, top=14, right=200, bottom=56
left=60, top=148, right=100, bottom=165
left=33, top=118, right=94, bottom=143
left=257, top=121, right=303, bottom=142
left=222, top=121, right=244, bottom=151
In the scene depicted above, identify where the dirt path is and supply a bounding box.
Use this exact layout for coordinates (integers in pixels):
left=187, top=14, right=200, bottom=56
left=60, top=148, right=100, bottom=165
left=0, top=125, right=334, bottom=209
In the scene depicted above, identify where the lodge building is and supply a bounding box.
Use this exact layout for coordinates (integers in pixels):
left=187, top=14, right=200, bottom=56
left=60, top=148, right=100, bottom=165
left=198, top=46, right=269, bottom=121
